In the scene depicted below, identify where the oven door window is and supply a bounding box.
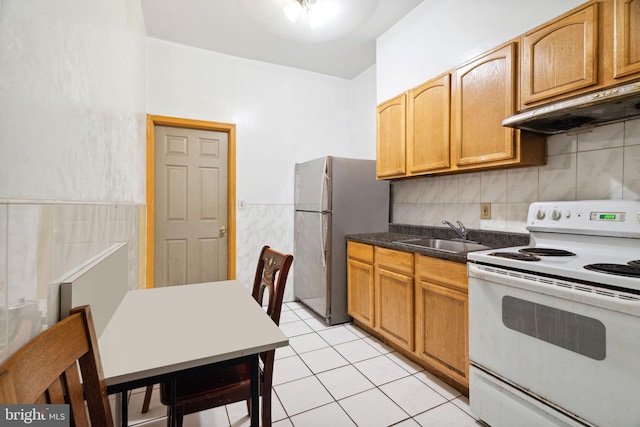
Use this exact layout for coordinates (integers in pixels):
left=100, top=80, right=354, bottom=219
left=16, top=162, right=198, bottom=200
left=502, top=296, right=606, bottom=360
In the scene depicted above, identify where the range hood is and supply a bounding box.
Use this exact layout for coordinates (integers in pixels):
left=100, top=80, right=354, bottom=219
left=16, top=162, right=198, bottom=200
left=502, top=81, right=640, bottom=135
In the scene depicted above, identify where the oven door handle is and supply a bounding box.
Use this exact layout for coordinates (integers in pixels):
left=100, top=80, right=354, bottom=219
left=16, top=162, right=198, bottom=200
left=468, top=263, right=640, bottom=314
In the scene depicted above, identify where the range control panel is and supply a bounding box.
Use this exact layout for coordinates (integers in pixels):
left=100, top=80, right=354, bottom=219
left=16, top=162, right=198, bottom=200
left=527, top=200, right=640, bottom=237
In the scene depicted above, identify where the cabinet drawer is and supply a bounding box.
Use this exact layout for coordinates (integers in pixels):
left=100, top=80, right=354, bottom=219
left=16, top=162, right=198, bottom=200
left=347, top=241, right=374, bottom=263
left=375, top=247, right=414, bottom=275
left=416, top=255, right=468, bottom=292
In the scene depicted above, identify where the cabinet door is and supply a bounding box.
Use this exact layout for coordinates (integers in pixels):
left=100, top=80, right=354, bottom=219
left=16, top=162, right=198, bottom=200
left=375, top=268, right=414, bottom=351
left=347, top=257, right=375, bottom=327
left=407, top=74, right=451, bottom=174
left=614, top=0, right=640, bottom=78
left=521, top=3, right=599, bottom=106
left=454, top=42, right=517, bottom=167
left=415, top=280, right=468, bottom=382
left=376, top=93, right=407, bottom=179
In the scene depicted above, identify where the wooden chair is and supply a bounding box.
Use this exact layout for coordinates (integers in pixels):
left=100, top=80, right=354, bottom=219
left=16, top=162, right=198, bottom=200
left=0, top=305, right=113, bottom=427
left=158, top=245, right=293, bottom=427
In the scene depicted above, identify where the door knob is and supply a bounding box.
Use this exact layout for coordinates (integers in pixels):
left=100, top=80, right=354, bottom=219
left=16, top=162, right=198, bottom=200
left=219, top=226, right=227, bottom=236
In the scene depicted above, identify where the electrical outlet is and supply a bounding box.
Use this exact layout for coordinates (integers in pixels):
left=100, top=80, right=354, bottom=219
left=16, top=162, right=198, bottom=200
left=480, top=203, right=491, bottom=219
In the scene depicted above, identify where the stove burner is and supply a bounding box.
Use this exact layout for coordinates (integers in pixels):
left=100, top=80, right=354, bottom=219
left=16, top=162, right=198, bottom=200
left=584, top=263, right=640, bottom=278
left=519, top=248, right=576, bottom=257
left=490, top=252, right=541, bottom=261
left=629, top=260, right=640, bottom=267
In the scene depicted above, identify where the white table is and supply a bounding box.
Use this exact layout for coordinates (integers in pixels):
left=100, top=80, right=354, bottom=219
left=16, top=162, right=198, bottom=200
left=98, top=280, right=289, bottom=426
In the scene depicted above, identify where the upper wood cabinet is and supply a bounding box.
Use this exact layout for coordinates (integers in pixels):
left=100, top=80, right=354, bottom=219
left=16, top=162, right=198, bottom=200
left=407, top=73, right=451, bottom=174
left=453, top=42, right=521, bottom=167
left=521, top=2, right=599, bottom=106
left=376, top=93, right=406, bottom=179
left=521, top=0, right=640, bottom=109
left=614, top=0, right=640, bottom=78
left=376, top=43, right=545, bottom=179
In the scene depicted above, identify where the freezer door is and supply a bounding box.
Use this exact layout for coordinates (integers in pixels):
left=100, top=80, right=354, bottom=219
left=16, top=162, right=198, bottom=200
left=294, top=210, right=330, bottom=319
left=294, top=157, right=331, bottom=212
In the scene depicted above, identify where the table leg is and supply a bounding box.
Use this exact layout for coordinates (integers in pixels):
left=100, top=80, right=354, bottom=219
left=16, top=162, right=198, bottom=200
left=169, top=379, right=177, bottom=427
left=114, top=393, right=122, bottom=427
left=250, top=355, right=259, bottom=427
left=120, top=391, right=128, bottom=427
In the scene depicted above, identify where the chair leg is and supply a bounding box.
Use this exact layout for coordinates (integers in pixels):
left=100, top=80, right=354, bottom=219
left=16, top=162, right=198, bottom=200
left=246, top=399, right=251, bottom=415
left=142, top=384, right=154, bottom=413
left=262, top=392, right=272, bottom=427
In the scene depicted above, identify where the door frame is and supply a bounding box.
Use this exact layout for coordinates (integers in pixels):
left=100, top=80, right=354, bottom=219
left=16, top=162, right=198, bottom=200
left=146, top=115, right=236, bottom=288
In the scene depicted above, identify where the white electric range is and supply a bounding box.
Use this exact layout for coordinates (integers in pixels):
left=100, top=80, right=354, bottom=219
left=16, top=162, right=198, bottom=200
left=467, top=200, right=640, bottom=427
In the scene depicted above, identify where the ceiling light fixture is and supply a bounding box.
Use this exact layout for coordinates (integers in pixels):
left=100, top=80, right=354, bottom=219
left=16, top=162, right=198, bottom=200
left=284, top=0, right=335, bottom=29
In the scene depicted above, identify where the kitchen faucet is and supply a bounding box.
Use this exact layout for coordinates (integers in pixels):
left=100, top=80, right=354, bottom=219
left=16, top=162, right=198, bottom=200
left=443, top=220, right=469, bottom=241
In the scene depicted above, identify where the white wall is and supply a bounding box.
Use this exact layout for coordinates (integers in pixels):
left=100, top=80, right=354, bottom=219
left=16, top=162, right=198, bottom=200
left=146, top=38, right=378, bottom=294
left=376, top=0, right=585, bottom=102
left=0, top=0, right=146, bottom=362
left=0, top=0, right=147, bottom=203
left=349, top=65, right=378, bottom=159
left=146, top=38, right=375, bottom=205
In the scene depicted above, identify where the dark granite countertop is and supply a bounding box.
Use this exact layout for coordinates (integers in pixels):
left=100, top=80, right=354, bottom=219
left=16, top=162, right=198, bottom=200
left=346, top=224, right=530, bottom=263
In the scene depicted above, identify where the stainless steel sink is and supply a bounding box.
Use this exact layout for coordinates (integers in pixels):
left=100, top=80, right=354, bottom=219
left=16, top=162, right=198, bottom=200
left=394, top=238, right=491, bottom=254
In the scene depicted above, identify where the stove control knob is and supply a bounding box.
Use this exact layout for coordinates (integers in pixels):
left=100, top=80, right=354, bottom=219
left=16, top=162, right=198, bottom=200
left=551, top=209, right=562, bottom=220
left=536, top=208, right=546, bottom=220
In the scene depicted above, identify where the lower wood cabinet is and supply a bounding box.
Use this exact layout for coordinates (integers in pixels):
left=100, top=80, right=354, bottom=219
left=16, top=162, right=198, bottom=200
left=347, top=242, right=375, bottom=328
left=374, top=247, right=414, bottom=351
left=346, top=241, right=470, bottom=393
left=415, top=255, right=468, bottom=389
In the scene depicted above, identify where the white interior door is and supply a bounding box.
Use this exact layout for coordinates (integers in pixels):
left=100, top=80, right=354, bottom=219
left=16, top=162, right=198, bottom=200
left=154, top=126, right=228, bottom=286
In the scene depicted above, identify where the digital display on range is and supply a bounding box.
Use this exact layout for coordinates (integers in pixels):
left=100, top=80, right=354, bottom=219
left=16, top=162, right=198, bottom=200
left=590, top=212, right=625, bottom=221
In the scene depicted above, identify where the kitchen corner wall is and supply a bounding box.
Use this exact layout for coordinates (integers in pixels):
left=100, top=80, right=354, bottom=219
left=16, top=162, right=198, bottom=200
left=391, top=118, right=640, bottom=233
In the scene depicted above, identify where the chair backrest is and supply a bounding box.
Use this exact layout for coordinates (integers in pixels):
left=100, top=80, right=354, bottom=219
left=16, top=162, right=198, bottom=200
left=0, top=305, right=113, bottom=427
left=252, top=245, right=294, bottom=327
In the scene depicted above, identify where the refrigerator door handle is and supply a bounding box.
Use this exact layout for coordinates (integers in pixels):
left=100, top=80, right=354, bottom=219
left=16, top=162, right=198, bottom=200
left=318, top=157, right=328, bottom=268
left=318, top=156, right=328, bottom=212
left=319, top=214, right=326, bottom=267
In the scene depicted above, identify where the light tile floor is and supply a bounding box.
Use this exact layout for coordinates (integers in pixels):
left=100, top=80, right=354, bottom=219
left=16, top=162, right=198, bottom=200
left=120, top=301, right=481, bottom=427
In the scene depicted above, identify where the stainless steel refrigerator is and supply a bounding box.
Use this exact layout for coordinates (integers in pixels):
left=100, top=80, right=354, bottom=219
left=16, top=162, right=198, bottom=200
left=294, top=156, right=389, bottom=325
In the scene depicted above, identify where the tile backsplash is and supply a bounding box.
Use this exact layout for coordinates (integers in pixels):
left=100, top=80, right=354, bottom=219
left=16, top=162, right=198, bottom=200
left=0, top=202, right=143, bottom=363
left=235, top=203, right=295, bottom=301
left=391, top=118, right=640, bottom=234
